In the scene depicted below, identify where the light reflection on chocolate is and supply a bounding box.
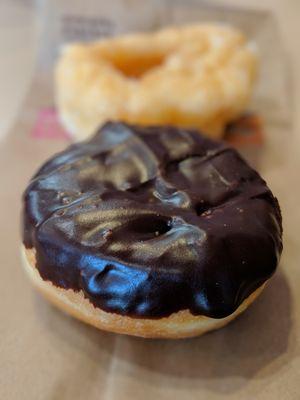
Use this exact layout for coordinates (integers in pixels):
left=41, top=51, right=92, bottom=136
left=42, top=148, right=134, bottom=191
left=22, top=122, right=282, bottom=319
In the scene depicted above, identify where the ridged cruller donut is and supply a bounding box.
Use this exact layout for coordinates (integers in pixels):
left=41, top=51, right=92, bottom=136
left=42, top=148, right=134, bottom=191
left=21, top=122, right=282, bottom=339
left=55, top=24, right=258, bottom=141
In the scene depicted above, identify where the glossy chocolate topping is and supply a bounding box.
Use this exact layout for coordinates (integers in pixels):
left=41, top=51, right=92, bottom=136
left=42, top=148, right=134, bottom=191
left=23, top=122, right=282, bottom=319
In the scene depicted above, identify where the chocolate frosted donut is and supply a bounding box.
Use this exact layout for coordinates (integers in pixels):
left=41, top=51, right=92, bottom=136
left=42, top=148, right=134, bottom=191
left=22, top=122, right=282, bottom=338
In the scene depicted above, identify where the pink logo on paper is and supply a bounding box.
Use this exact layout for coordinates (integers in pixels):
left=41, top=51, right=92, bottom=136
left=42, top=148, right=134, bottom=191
left=32, top=108, right=71, bottom=140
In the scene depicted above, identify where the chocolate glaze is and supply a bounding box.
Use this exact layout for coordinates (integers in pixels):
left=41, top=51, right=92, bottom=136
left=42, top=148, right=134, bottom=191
left=22, top=122, right=282, bottom=319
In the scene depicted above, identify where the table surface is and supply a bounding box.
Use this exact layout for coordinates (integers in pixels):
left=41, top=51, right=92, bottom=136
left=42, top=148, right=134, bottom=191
left=1, top=1, right=300, bottom=399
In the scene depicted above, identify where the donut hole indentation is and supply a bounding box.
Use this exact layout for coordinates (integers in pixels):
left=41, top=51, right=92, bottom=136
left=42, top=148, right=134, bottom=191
left=195, top=201, right=211, bottom=216
left=105, top=52, right=165, bottom=79
left=125, top=215, right=172, bottom=240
